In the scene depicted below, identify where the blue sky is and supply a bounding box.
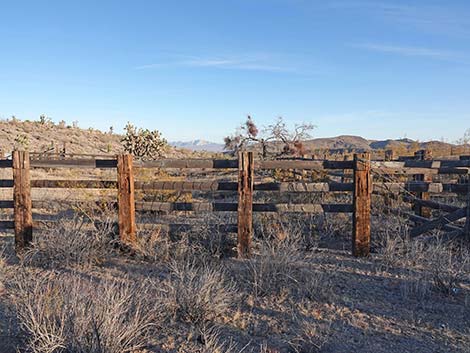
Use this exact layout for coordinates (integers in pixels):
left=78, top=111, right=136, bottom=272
left=1, top=0, right=469, bottom=143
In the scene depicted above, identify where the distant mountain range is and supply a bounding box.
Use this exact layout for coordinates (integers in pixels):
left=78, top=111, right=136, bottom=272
left=170, top=140, right=226, bottom=152
left=170, top=135, right=457, bottom=153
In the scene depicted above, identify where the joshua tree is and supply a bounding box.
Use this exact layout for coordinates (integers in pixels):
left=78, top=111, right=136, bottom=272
left=38, top=114, right=52, bottom=125
left=224, top=116, right=315, bottom=159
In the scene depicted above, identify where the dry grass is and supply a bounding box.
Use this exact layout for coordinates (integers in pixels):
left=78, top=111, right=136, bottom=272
left=162, top=259, right=235, bottom=326
left=12, top=271, right=160, bottom=353
left=20, top=217, right=113, bottom=269
left=243, top=238, right=335, bottom=303
left=0, top=246, right=7, bottom=297
left=1, top=207, right=469, bottom=352
left=244, top=238, right=303, bottom=297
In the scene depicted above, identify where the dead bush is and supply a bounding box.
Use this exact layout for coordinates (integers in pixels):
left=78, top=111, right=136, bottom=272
left=0, top=246, right=6, bottom=277
left=255, top=213, right=320, bottom=251
left=136, top=228, right=209, bottom=265
left=245, top=239, right=304, bottom=297
left=0, top=246, right=7, bottom=296
left=396, top=237, right=470, bottom=299
left=162, top=259, right=235, bottom=326
left=420, top=239, right=470, bottom=295
left=21, top=217, right=112, bottom=269
left=288, top=318, right=332, bottom=353
left=302, top=268, right=335, bottom=303
left=196, top=325, right=238, bottom=353
left=13, top=271, right=160, bottom=353
left=136, top=214, right=235, bottom=264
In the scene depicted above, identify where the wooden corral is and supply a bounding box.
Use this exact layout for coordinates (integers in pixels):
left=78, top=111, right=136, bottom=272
left=0, top=149, right=469, bottom=257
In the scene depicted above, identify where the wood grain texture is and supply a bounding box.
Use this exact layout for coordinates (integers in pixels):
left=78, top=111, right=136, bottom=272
left=237, top=152, right=254, bottom=258
left=410, top=207, right=467, bottom=237
left=465, top=183, right=470, bottom=241
left=352, top=152, right=371, bottom=257
left=136, top=202, right=352, bottom=213
left=13, top=151, right=33, bottom=252
left=117, top=154, right=136, bottom=245
left=413, top=150, right=433, bottom=218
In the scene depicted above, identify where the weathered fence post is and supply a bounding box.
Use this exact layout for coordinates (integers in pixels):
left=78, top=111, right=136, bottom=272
left=13, top=150, right=33, bottom=252
left=465, top=176, right=470, bottom=242
left=237, top=151, right=254, bottom=258
left=117, top=154, right=136, bottom=246
left=413, top=149, right=432, bottom=218
left=353, top=152, right=371, bottom=257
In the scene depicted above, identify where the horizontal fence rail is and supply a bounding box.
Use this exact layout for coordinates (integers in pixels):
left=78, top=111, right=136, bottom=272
left=1, top=149, right=469, bottom=257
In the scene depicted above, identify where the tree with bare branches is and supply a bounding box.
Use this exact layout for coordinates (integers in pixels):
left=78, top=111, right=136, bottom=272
left=224, top=116, right=315, bottom=159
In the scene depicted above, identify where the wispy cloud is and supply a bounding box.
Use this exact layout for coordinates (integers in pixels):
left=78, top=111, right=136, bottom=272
left=351, top=43, right=462, bottom=60
left=134, top=54, right=297, bottom=73
left=330, top=1, right=470, bottom=37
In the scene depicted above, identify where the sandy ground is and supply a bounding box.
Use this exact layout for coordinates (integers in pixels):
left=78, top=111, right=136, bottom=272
left=1, top=229, right=469, bottom=353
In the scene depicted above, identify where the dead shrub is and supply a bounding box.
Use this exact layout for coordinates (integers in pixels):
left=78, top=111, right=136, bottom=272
left=245, top=239, right=303, bottom=297
left=302, top=269, right=335, bottom=303
left=0, top=246, right=7, bottom=295
left=162, top=259, right=235, bottom=326
left=255, top=214, right=320, bottom=251
left=0, top=246, right=6, bottom=277
left=196, top=325, right=238, bottom=353
left=21, top=217, right=112, bottom=269
left=13, top=271, right=160, bottom=353
left=421, top=239, right=470, bottom=295
left=136, top=214, right=235, bottom=264
left=136, top=229, right=208, bottom=265
left=288, top=318, right=332, bottom=353
left=396, top=237, right=470, bottom=299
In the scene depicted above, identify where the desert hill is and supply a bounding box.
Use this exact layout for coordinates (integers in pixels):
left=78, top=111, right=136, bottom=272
left=0, top=119, right=123, bottom=156
left=174, top=134, right=459, bottom=155
left=0, top=119, right=463, bottom=157
left=0, top=119, right=200, bottom=158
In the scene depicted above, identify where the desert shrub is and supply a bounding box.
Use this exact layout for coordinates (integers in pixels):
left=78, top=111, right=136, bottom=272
left=13, top=271, right=160, bottom=353
left=194, top=325, right=238, bottom=353
left=242, top=235, right=334, bottom=300
left=420, top=240, right=470, bottom=295
left=21, top=217, right=112, bottom=269
left=400, top=272, right=433, bottom=301
left=0, top=246, right=7, bottom=294
left=377, top=231, right=408, bottom=269
left=162, top=259, right=235, bottom=326
left=254, top=213, right=320, bottom=251
left=287, top=318, right=331, bottom=353
left=244, top=239, right=304, bottom=297
left=388, top=237, right=470, bottom=299
left=122, top=122, right=167, bottom=159
left=136, top=213, right=236, bottom=264
left=301, top=268, right=335, bottom=303
left=136, top=227, right=209, bottom=266
left=38, top=114, right=52, bottom=125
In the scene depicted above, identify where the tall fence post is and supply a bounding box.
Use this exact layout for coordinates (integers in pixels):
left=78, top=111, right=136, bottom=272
left=465, top=176, right=470, bottom=242
left=413, top=149, right=432, bottom=218
left=237, top=151, right=254, bottom=258
left=13, top=150, right=33, bottom=252
left=117, top=154, right=136, bottom=246
left=353, top=152, right=371, bottom=257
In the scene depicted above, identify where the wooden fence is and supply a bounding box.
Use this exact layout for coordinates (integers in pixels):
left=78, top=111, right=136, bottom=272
left=1, top=150, right=469, bottom=257
left=1, top=150, right=370, bottom=257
